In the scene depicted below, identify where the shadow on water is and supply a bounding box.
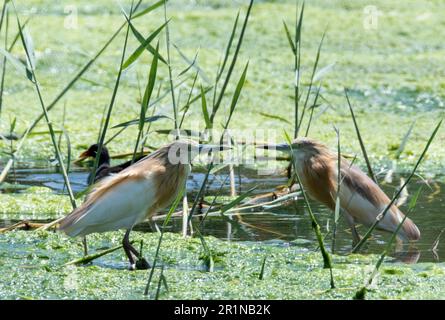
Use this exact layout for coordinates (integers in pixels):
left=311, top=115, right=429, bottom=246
left=1, top=160, right=444, bottom=264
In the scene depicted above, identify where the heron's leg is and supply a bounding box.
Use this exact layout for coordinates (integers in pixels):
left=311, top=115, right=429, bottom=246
left=83, top=240, right=88, bottom=256
left=395, top=236, right=404, bottom=252
left=123, top=228, right=150, bottom=270
left=123, top=229, right=136, bottom=270
left=286, top=163, right=292, bottom=179
left=82, top=236, right=88, bottom=256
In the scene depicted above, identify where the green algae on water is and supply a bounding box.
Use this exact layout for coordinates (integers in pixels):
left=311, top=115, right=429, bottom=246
left=0, top=186, right=71, bottom=220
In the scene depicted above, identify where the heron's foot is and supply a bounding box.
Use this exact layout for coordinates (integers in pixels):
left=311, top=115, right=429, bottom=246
left=135, top=257, right=150, bottom=270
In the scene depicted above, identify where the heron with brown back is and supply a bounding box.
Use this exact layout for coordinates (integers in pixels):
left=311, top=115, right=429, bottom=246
left=59, top=140, right=224, bottom=270
left=260, top=137, right=420, bottom=245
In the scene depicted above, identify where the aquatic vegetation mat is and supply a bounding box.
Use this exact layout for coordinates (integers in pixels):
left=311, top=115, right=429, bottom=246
left=0, top=230, right=444, bottom=299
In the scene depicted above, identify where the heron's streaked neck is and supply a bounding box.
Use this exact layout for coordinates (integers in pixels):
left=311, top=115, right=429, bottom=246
left=290, top=149, right=311, bottom=176
left=291, top=149, right=306, bottom=163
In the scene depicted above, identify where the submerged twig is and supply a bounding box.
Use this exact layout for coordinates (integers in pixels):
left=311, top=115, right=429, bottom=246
left=64, top=243, right=125, bottom=266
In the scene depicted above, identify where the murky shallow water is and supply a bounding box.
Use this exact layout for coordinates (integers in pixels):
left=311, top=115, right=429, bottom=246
left=2, top=160, right=444, bottom=264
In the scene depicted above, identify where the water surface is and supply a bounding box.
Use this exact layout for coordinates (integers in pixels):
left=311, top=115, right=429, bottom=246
left=2, top=160, right=444, bottom=264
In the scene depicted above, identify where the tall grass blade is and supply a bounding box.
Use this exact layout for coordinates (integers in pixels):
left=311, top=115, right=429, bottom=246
left=210, top=0, right=253, bottom=123
left=354, top=186, right=423, bottom=299
left=297, top=31, right=325, bottom=131
left=132, top=0, right=166, bottom=19
left=113, top=115, right=169, bottom=129
left=0, top=2, right=144, bottom=182
left=122, top=20, right=168, bottom=69
left=0, top=6, right=8, bottom=118
left=188, top=62, right=249, bottom=223
left=132, top=41, right=159, bottom=163
left=0, top=46, right=29, bottom=76
left=8, top=17, right=29, bottom=51
left=96, top=104, right=108, bottom=143
left=11, top=2, right=76, bottom=208
left=282, top=20, right=296, bottom=54
left=89, top=2, right=136, bottom=185
left=216, top=11, right=239, bottom=84
left=432, top=229, right=444, bottom=253
left=220, top=186, right=256, bottom=214
left=126, top=17, right=166, bottom=64
left=293, top=1, right=304, bottom=138
left=106, top=79, right=188, bottom=144
left=201, top=84, right=211, bottom=129
left=225, top=61, right=249, bottom=128
left=304, top=81, right=322, bottom=137
left=174, top=44, right=210, bottom=83
left=144, top=186, right=184, bottom=296
left=177, top=48, right=199, bottom=78
left=259, top=112, right=292, bottom=124
left=312, top=62, right=335, bottom=83
left=154, top=265, right=165, bottom=300
left=0, top=0, right=8, bottom=33
left=25, top=0, right=144, bottom=135
left=0, top=125, right=30, bottom=183
left=332, top=126, right=341, bottom=253
left=179, top=72, right=198, bottom=128
left=259, top=255, right=267, bottom=280
left=162, top=1, right=179, bottom=138
left=344, top=88, right=378, bottom=183
left=195, top=228, right=214, bottom=272
left=395, top=120, right=415, bottom=160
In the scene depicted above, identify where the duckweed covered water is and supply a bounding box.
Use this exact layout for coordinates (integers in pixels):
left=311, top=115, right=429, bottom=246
left=1, top=230, right=444, bottom=300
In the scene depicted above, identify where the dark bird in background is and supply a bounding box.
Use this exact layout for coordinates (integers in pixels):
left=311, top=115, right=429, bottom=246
left=259, top=138, right=421, bottom=245
left=77, top=144, right=145, bottom=184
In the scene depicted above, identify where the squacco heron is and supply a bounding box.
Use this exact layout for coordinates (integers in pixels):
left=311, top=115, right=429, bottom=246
left=59, top=140, right=224, bottom=270
left=261, top=138, right=420, bottom=245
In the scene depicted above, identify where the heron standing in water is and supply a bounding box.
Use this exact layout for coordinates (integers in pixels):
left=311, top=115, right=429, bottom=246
left=260, top=138, right=420, bottom=245
left=59, top=140, right=224, bottom=270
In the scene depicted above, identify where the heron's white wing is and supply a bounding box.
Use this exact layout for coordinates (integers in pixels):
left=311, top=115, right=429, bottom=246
left=63, top=176, right=155, bottom=237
